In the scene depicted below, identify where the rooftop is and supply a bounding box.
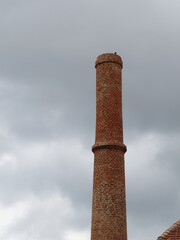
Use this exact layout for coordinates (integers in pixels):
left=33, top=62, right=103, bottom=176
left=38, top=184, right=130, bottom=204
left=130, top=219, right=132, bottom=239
left=158, top=220, right=180, bottom=240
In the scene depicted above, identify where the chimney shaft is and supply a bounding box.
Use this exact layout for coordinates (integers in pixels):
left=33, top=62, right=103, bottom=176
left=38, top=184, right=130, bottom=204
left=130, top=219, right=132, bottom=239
left=91, top=53, right=127, bottom=240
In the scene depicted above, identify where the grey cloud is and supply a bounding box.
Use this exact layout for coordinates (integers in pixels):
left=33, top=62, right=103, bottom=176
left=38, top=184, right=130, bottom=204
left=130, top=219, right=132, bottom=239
left=1, top=193, right=89, bottom=240
left=0, top=139, right=93, bottom=207
left=0, top=138, right=92, bottom=239
left=126, top=132, right=180, bottom=240
left=0, top=0, right=180, bottom=239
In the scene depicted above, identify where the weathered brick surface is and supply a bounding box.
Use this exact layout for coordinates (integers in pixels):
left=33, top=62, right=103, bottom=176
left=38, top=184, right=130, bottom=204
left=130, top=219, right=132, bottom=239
left=91, top=53, right=127, bottom=240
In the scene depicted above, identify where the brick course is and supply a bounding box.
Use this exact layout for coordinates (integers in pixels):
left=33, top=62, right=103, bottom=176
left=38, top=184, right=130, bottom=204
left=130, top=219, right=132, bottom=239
left=91, top=53, right=127, bottom=240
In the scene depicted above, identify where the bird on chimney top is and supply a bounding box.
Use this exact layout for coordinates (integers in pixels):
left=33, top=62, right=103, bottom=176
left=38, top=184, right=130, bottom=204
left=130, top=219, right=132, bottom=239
left=114, top=52, right=117, bottom=54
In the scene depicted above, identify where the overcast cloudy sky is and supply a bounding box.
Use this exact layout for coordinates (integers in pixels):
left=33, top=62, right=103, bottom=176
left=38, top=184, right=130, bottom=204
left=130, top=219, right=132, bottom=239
left=0, top=0, right=180, bottom=239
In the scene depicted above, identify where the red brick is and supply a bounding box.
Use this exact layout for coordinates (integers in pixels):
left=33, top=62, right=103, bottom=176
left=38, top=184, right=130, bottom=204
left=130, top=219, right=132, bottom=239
left=91, top=53, right=127, bottom=240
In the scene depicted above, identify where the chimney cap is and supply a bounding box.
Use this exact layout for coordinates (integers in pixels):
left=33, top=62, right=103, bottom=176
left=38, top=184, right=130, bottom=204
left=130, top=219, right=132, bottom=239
left=95, top=53, right=123, bottom=68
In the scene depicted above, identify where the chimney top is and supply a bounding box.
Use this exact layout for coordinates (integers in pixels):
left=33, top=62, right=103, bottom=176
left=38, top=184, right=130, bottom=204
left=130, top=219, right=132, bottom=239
left=95, top=53, right=123, bottom=68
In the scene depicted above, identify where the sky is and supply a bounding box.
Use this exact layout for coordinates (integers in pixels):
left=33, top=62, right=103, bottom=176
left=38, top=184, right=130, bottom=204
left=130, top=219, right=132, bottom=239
left=0, top=0, right=180, bottom=239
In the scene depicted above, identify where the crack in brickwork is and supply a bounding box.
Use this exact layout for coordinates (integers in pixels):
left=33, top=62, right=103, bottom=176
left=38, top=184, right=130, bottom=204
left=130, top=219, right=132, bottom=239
left=91, top=53, right=127, bottom=240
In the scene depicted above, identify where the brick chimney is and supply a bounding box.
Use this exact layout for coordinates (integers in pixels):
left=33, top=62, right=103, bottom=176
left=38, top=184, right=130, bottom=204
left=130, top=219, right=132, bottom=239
left=91, top=53, right=127, bottom=240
